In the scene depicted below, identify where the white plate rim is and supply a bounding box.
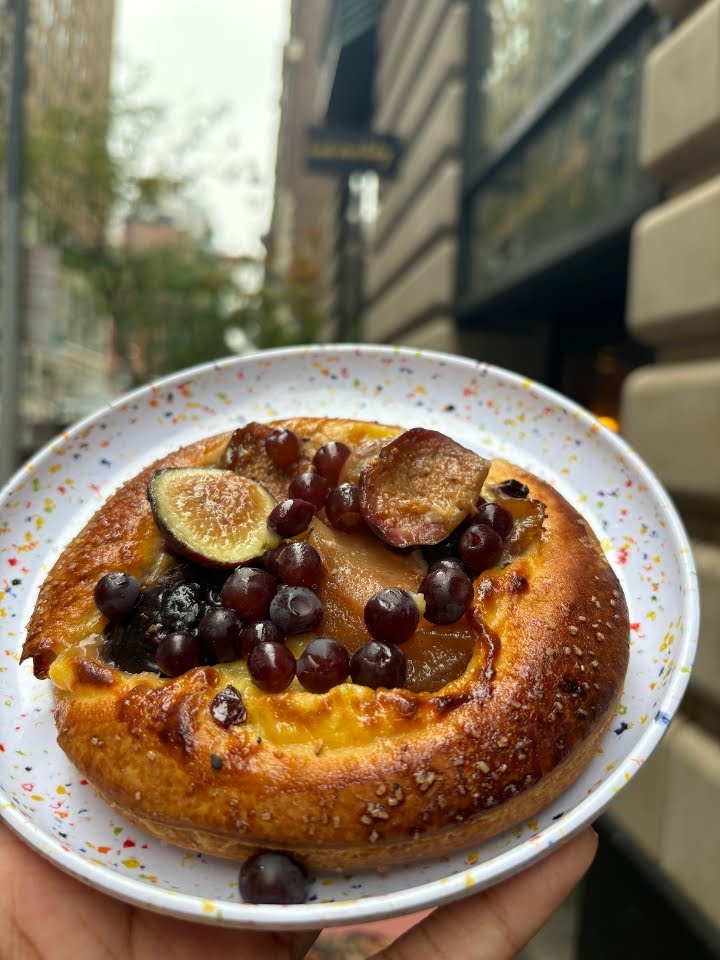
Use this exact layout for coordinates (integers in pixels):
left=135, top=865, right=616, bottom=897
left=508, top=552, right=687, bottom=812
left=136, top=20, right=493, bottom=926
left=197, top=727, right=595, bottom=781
left=0, top=343, right=700, bottom=929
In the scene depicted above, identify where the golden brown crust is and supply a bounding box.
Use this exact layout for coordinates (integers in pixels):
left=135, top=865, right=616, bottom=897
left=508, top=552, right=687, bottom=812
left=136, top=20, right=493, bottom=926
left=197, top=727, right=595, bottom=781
left=22, top=418, right=629, bottom=870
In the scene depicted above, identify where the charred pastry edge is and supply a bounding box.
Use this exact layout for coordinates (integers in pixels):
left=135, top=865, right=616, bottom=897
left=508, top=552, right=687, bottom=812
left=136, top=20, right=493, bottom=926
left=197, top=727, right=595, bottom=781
left=22, top=418, right=630, bottom=871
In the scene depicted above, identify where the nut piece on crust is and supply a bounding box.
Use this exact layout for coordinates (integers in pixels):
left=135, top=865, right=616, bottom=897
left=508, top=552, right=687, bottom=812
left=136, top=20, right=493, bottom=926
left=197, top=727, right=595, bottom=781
left=21, top=417, right=630, bottom=873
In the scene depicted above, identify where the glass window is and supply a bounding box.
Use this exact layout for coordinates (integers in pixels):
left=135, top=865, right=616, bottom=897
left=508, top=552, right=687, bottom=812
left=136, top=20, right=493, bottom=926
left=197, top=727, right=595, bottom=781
left=468, top=27, right=653, bottom=299
left=478, top=0, right=634, bottom=151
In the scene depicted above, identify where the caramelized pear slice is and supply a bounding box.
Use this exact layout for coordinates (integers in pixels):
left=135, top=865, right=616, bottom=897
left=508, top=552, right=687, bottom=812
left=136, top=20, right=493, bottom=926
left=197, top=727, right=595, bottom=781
left=147, top=467, right=280, bottom=568
left=359, top=428, right=491, bottom=548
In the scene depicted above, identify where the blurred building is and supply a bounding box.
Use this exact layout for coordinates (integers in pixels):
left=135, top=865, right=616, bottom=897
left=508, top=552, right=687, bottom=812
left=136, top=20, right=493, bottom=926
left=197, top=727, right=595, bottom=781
left=271, top=0, right=720, bottom=955
left=0, top=0, right=117, bottom=460
left=123, top=193, right=212, bottom=253
left=25, top=0, right=114, bottom=113
left=269, top=0, right=662, bottom=423
left=268, top=0, right=339, bottom=330
left=609, top=0, right=720, bottom=950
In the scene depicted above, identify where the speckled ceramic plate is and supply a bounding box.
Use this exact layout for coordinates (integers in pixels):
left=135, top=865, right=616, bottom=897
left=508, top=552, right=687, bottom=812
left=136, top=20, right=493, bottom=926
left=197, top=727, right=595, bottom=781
left=0, top=345, right=698, bottom=930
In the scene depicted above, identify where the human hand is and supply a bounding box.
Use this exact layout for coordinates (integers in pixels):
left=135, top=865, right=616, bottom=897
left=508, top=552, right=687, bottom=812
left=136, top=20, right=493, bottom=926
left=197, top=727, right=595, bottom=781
left=0, top=821, right=597, bottom=960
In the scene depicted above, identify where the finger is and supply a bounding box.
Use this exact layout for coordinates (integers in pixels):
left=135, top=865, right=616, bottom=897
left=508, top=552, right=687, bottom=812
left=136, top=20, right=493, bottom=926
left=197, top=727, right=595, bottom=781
left=0, top=821, right=318, bottom=960
left=370, top=827, right=598, bottom=960
left=285, top=929, right=321, bottom=959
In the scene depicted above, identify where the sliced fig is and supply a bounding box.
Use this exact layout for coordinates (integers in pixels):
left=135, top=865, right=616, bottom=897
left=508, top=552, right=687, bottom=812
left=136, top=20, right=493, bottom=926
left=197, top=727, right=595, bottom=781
left=147, top=467, right=280, bottom=568
left=359, top=428, right=490, bottom=549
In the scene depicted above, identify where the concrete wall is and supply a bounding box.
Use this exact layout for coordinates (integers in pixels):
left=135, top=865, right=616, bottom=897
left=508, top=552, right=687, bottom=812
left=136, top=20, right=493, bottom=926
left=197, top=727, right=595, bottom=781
left=270, top=0, right=339, bottom=336
left=615, top=0, right=720, bottom=930
left=362, top=0, right=467, bottom=349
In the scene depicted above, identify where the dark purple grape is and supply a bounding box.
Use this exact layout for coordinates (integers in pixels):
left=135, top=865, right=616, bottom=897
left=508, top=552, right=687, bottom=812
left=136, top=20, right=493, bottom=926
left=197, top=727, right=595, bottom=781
left=497, top=478, right=529, bottom=498
left=274, top=541, right=322, bottom=589
left=364, top=588, right=419, bottom=645
left=159, top=581, right=205, bottom=632
left=262, top=546, right=283, bottom=576
left=238, top=619, right=284, bottom=658
left=421, top=513, right=476, bottom=566
left=210, top=685, right=247, bottom=728
left=422, top=536, right=461, bottom=565
left=325, top=482, right=364, bottom=533
left=220, top=567, right=277, bottom=620
left=267, top=499, right=315, bottom=538
left=419, top=566, right=474, bottom=625
left=264, top=428, right=299, bottom=468
left=458, top=523, right=503, bottom=573
left=288, top=472, right=329, bottom=510
left=474, top=502, right=513, bottom=540
left=156, top=631, right=202, bottom=677
left=269, top=586, right=323, bottom=634
left=247, top=640, right=296, bottom=692
left=428, top=557, right=467, bottom=576
left=296, top=637, right=350, bottom=693
left=313, top=441, right=351, bottom=485
left=239, top=851, right=309, bottom=904
left=198, top=607, right=242, bottom=662
left=350, top=640, right=406, bottom=689
left=94, top=572, right=141, bottom=621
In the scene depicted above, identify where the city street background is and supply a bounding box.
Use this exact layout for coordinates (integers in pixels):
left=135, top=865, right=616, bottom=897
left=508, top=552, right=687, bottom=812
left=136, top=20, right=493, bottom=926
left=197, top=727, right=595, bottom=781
left=2, top=2, right=719, bottom=958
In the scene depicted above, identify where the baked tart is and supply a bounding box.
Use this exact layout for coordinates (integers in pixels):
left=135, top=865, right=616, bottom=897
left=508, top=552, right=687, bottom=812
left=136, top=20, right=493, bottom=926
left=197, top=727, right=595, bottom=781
left=22, top=417, right=629, bottom=887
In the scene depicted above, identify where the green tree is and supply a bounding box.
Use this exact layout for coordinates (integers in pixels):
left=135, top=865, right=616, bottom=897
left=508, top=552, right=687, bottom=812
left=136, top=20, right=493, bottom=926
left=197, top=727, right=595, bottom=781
left=22, top=87, right=319, bottom=385
left=227, top=255, right=322, bottom=351
left=22, top=91, right=241, bottom=384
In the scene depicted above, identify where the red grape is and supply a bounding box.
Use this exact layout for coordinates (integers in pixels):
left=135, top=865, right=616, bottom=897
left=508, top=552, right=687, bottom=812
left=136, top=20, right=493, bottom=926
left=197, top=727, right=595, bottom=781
left=239, top=851, right=309, bottom=904
left=419, top=566, right=474, bottom=625
left=288, top=472, right=329, bottom=509
left=350, top=640, right=406, bottom=689
left=296, top=637, right=350, bottom=693
left=264, top=428, right=299, bottom=468
left=210, top=685, right=247, bottom=728
left=238, top=619, right=284, bottom=658
left=267, top=499, right=315, bottom=538
left=474, top=502, right=513, bottom=540
left=274, top=541, right=322, bottom=588
left=94, top=572, right=141, bottom=620
left=458, top=523, right=503, bottom=573
left=156, top=631, right=202, bottom=677
left=269, top=586, right=323, bottom=634
left=325, top=482, right=364, bottom=533
left=247, top=640, right=296, bottom=692
left=312, top=441, right=351, bottom=484
left=198, top=607, right=242, bottom=662
left=497, top=478, right=529, bottom=498
left=220, top=567, right=277, bottom=620
left=364, top=588, right=419, bottom=644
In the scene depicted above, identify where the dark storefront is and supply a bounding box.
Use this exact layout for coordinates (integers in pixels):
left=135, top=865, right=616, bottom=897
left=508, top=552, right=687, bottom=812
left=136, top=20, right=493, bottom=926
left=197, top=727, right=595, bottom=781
left=457, top=0, right=663, bottom=426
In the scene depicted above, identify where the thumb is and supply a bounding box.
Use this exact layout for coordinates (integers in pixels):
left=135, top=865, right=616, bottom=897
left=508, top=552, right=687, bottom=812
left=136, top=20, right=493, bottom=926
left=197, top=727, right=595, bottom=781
left=371, top=827, right=598, bottom=960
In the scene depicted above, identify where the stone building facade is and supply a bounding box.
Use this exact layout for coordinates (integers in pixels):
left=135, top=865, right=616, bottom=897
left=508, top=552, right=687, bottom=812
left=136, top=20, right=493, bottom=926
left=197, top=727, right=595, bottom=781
left=268, top=0, right=339, bottom=331
left=363, top=0, right=468, bottom=351
left=611, top=0, right=720, bottom=930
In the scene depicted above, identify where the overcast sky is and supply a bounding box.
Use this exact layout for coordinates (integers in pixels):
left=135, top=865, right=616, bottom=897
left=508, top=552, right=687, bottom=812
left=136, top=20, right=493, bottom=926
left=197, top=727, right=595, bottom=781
left=113, top=0, right=290, bottom=256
